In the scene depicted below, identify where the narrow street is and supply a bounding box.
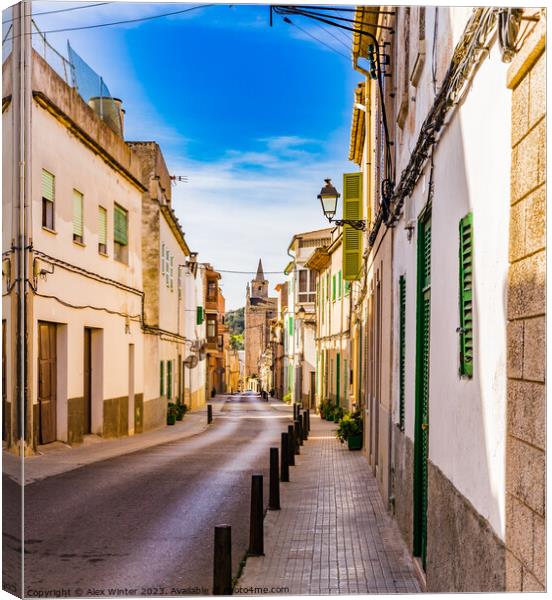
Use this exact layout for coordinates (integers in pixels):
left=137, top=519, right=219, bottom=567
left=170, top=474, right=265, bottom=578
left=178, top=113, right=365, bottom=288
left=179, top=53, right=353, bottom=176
left=4, top=393, right=289, bottom=595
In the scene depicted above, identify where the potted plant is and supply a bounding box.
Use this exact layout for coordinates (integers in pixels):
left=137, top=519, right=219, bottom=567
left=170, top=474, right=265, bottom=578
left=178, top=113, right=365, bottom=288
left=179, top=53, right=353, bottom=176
left=336, top=411, right=363, bottom=450
left=167, top=402, right=178, bottom=426
left=332, top=405, right=345, bottom=423
left=175, top=403, right=187, bottom=421
left=319, top=400, right=334, bottom=420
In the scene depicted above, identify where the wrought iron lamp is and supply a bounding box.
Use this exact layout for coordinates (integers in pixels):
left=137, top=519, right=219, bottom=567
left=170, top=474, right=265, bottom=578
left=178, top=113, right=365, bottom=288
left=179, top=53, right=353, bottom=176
left=317, top=178, right=366, bottom=231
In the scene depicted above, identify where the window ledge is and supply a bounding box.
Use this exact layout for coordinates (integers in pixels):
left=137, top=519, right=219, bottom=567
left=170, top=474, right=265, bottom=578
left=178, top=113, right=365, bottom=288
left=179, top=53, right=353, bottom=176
left=98, top=251, right=109, bottom=258
left=73, top=239, right=86, bottom=248
left=42, top=226, right=57, bottom=235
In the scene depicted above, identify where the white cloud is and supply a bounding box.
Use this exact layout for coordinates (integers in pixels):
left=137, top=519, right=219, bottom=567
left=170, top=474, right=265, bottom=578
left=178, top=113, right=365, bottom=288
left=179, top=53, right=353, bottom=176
left=168, top=136, right=352, bottom=309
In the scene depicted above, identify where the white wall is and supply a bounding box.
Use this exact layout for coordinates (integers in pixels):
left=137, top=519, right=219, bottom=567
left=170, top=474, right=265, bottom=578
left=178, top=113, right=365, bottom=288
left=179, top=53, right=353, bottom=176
left=392, top=29, right=511, bottom=539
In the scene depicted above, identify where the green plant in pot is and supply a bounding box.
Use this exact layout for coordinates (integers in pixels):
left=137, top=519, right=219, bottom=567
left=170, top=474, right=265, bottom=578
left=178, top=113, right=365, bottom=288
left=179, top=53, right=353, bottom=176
left=336, top=411, right=363, bottom=450
left=319, top=400, right=334, bottom=420
left=175, top=402, right=187, bottom=421
left=167, top=402, right=178, bottom=426
left=332, top=405, right=345, bottom=423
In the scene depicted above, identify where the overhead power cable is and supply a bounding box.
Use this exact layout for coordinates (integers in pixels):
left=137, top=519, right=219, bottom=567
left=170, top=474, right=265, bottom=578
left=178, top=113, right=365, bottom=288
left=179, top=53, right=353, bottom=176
left=6, top=3, right=214, bottom=39
left=284, top=17, right=349, bottom=61
left=312, top=19, right=351, bottom=52
left=216, top=269, right=284, bottom=275
left=2, top=2, right=112, bottom=24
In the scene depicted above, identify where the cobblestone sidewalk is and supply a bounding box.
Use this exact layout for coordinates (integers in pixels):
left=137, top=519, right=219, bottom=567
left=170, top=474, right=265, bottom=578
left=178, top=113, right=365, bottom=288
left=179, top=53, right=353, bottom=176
left=237, top=416, right=421, bottom=595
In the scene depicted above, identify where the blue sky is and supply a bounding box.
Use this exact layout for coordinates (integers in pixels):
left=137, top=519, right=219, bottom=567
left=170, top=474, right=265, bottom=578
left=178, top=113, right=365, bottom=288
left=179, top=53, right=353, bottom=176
left=5, top=1, right=362, bottom=308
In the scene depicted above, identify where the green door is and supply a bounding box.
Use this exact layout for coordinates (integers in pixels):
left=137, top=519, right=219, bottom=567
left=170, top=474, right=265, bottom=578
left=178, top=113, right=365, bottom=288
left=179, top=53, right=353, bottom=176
left=335, top=353, right=340, bottom=406
left=413, top=210, right=431, bottom=570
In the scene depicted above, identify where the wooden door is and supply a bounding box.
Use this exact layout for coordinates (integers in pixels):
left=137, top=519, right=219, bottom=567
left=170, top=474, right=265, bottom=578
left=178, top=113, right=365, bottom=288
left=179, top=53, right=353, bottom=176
left=83, top=328, right=92, bottom=434
left=38, top=322, right=56, bottom=444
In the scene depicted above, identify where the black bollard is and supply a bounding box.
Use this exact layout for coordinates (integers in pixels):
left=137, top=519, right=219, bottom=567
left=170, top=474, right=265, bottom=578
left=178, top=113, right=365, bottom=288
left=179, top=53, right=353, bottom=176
left=302, top=411, right=308, bottom=441
left=269, top=448, right=280, bottom=510
left=248, top=474, right=264, bottom=556
left=281, top=433, right=289, bottom=482
left=294, top=419, right=302, bottom=452
left=295, top=416, right=303, bottom=446
left=207, top=404, right=213, bottom=424
left=213, top=525, right=232, bottom=595
left=287, top=425, right=295, bottom=466
left=306, top=408, right=310, bottom=432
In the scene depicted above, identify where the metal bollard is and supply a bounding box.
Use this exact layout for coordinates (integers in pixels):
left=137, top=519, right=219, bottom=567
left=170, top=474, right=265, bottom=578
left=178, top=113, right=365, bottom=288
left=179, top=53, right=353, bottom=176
left=269, top=448, right=280, bottom=510
left=248, top=474, right=264, bottom=556
left=294, top=418, right=302, bottom=452
left=281, top=432, right=290, bottom=482
left=213, top=525, right=232, bottom=595
left=207, top=404, right=213, bottom=424
left=287, top=425, right=295, bottom=466
left=302, top=411, right=308, bottom=441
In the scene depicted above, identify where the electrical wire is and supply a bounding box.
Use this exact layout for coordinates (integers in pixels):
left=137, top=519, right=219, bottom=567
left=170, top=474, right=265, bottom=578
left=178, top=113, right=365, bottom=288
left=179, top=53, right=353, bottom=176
left=2, top=2, right=112, bottom=24
left=217, top=269, right=284, bottom=275
left=285, top=18, right=350, bottom=61
left=312, top=19, right=351, bottom=52
left=6, top=3, right=215, bottom=39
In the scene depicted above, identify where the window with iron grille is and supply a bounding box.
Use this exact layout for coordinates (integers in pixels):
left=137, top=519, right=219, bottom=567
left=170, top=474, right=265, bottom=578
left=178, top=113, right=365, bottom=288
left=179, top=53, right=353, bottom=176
left=41, top=169, right=55, bottom=230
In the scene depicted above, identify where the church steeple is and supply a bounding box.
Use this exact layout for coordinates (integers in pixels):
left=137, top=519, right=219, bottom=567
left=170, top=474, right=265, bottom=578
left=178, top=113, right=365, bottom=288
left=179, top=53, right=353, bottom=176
left=255, top=259, right=265, bottom=282
left=250, top=258, right=268, bottom=299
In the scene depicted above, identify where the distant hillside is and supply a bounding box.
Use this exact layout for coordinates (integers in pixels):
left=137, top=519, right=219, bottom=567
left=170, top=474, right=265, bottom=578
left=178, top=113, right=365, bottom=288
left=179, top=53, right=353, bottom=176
left=226, top=307, right=244, bottom=350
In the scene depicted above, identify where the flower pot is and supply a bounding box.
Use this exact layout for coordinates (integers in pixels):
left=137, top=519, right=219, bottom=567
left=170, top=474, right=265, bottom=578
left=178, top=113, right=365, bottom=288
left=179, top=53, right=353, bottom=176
left=347, top=433, right=363, bottom=450
left=167, top=414, right=176, bottom=426
left=175, top=413, right=183, bottom=421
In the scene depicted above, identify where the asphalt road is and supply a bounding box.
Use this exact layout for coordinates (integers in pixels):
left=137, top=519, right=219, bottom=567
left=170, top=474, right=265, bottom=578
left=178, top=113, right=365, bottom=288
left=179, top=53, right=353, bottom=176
left=3, top=393, right=291, bottom=597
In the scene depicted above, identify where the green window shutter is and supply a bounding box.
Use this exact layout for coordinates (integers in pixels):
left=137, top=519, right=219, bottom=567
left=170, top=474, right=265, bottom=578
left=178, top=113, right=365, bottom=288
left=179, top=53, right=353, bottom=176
left=332, top=274, right=336, bottom=301
left=42, top=169, right=55, bottom=201
left=459, top=213, right=474, bottom=378
left=167, top=360, right=172, bottom=400
left=288, top=316, right=294, bottom=336
left=342, top=172, right=363, bottom=281
left=399, top=275, right=406, bottom=431
left=73, top=190, right=83, bottom=238
left=345, top=280, right=351, bottom=295
left=196, top=306, right=204, bottom=325
left=160, top=361, right=164, bottom=396
left=98, top=207, right=107, bottom=245
left=338, top=271, right=342, bottom=299
left=343, top=358, right=348, bottom=395
left=114, top=204, right=128, bottom=245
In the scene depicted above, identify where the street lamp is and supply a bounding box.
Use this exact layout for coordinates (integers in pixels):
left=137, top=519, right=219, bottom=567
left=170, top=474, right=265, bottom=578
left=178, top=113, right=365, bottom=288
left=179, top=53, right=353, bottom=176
left=317, top=178, right=367, bottom=231
left=318, top=178, right=340, bottom=221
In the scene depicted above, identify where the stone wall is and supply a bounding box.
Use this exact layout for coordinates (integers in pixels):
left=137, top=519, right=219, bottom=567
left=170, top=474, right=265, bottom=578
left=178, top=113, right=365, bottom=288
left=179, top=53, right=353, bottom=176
left=142, top=396, right=167, bottom=432
left=505, top=17, right=546, bottom=592
left=426, top=462, right=506, bottom=592
left=392, top=428, right=414, bottom=553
